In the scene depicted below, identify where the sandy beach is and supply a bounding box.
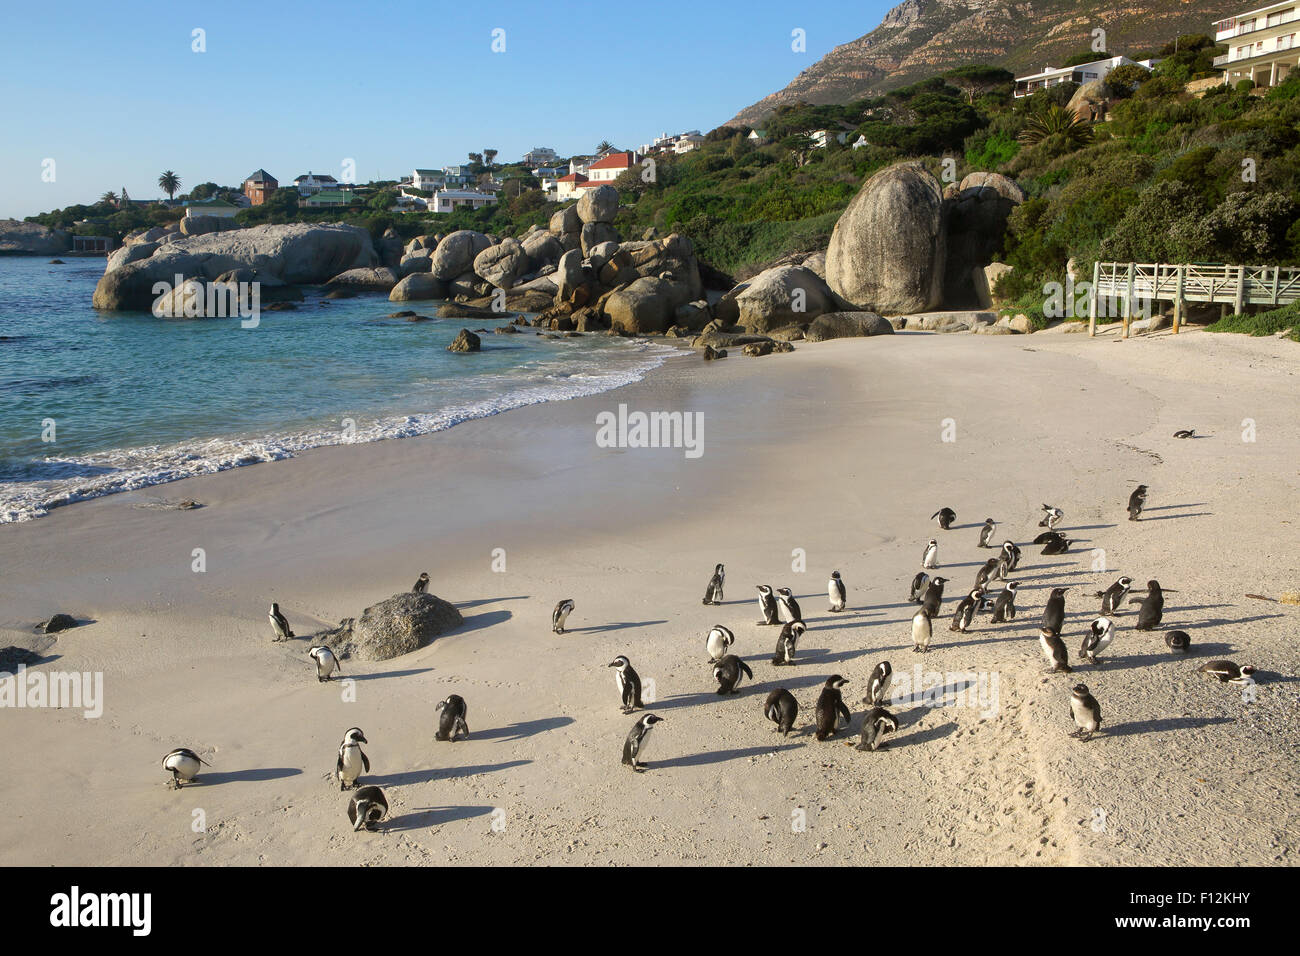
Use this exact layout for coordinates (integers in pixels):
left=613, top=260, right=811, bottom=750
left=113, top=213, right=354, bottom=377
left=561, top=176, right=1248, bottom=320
left=1, top=325, right=1297, bottom=866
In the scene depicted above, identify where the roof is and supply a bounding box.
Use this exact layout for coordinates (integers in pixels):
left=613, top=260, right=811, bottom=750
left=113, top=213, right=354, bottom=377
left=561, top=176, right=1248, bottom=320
left=588, top=151, right=635, bottom=170
left=304, top=190, right=350, bottom=202
left=187, top=197, right=239, bottom=208
left=244, top=169, right=276, bottom=183
left=413, top=169, right=442, bottom=176
left=575, top=181, right=604, bottom=189
left=435, top=189, right=496, bottom=200
left=294, top=173, right=337, bottom=183
left=556, top=173, right=589, bottom=183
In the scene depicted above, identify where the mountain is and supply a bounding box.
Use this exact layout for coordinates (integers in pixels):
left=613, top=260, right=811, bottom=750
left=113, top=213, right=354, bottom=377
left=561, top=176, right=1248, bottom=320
left=729, top=0, right=1237, bottom=128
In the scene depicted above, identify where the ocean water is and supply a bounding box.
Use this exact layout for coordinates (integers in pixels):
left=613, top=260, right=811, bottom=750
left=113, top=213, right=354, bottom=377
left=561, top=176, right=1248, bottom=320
left=0, top=256, right=681, bottom=522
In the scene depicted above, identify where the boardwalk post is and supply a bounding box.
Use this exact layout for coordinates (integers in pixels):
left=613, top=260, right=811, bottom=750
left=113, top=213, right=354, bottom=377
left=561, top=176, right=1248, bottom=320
left=1089, top=261, right=1100, bottom=336
left=1124, top=262, right=1135, bottom=339
left=1234, top=264, right=1245, bottom=315
left=1173, top=264, right=1185, bottom=334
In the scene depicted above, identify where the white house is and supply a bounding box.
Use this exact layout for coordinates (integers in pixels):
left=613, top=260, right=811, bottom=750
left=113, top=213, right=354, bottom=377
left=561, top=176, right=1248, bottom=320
left=586, top=150, right=639, bottom=182
left=809, top=129, right=850, bottom=148
left=1214, top=2, right=1300, bottom=88
left=523, top=146, right=558, bottom=166
left=554, top=172, right=588, bottom=201
left=1013, top=55, right=1157, bottom=97
left=850, top=134, right=868, bottom=149
left=670, top=131, right=705, bottom=154
left=429, top=188, right=497, bottom=213
left=184, top=198, right=239, bottom=219
left=293, top=172, right=338, bottom=195
left=412, top=168, right=445, bottom=191
left=532, top=166, right=565, bottom=181
left=443, top=165, right=475, bottom=185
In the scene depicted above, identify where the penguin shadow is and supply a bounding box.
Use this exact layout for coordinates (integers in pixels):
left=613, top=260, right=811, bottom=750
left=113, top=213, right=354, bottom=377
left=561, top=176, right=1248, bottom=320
left=383, top=805, right=497, bottom=832
left=654, top=743, right=801, bottom=769
left=196, top=767, right=303, bottom=786
left=888, top=718, right=959, bottom=750
left=1090, top=642, right=1236, bottom=671
left=566, top=619, right=668, bottom=634
left=456, top=609, right=513, bottom=634
left=645, top=691, right=723, bottom=712
left=1059, top=523, right=1118, bottom=532
left=370, top=759, right=531, bottom=787
left=790, top=646, right=880, bottom=667
left=890, top=682, right=977, bottom=708
left=747, top=671, right=849, bottom=697
left=939, top=631, right=1034, bottom=650
left=1102, top=715, right=1234, bottom=739
left=344, top=667, right=435, bottom=682
left=1143, top=502, right=1208, bottom=512
left=474, top=716, right=575, bottom=742
left=456, top=595, right=530, bottom=610
left=1171, top=611, right=1283, bottom=629
left=1133, top=511, right=1212, bottom=522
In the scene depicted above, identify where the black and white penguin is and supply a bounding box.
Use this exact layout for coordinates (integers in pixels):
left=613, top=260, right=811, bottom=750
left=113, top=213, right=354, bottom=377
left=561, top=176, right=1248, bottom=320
left=828, top=571, right=847, bottom=612
left=347, top=785, right=389, bottom=831
left=764, top=688, right=799, bottom=736
left=1165, top=629, right=1191, bottom=652
left=814, top=675, right=852, bottom=740
left=1039, top=627, right=1072, bottom=673
left=974, top=558, right=1000, bottom=592
left=269, top=602, right=294, bottom=642
left=911, top=608, right=932, bottom=653
left=607, top=655, right=643, bottom=713
left=990, top=581, right=1019, bottom=623
left=1197, top=660, right=1258, bottom=685
left=771, top=620, right=806, bottom=666
left=1002, top=541, right=1022, bottom=572
left=308, top=644, right=342, bottom=682
left=1127, top=484, right=1148, bottom=521
left=336, top=727, right=370, bottom=791
left=1069, top=684, right=1102, bottom=741
left=865, top=661, right=893, bottom=706
left=931, top=507, right=956, bottom=530
left=950, top=589, right=981, bottom=632
left=435, top=694, right=469, bottom=741
left=1132, top=580, right=1164, bottom=630
left=978, top=518, right=997, bottom=548
left=713, top=654, right=754, bottom=695
left=756, top=584, right=779, bottom=625
left=412, top=572, right=430, bottom=593
left=921, top=538, right=940, bottom=570
left=622, top=713, right=664, bottom=771
left=1096, top=575, right=1133, bottom=614
left=1038, top=504, right=1063, bottom=530
left=775, top=587, right=802, bottom=624
left=161, top=747, right=209, bottom=789
left=706, top=624, right=736, bottom=663
left=552, top=598, right=575, bottom=634
left=920, top=576, right=947, bottom=619
left=1042, top=587, right=1069, bottom=634
left=1173, top=429, right=1196, bottom=439
left=1041, top=534, right=1073, bottom=555
left=857, top=707, right=899, bottom=752
left=702, top=563, right=725, bottom=605
left=909, top=571, right=930, bottom=604
left=1032, top=530, right=1062, bottom=545
left=1080, top=617, right=1115, bottom=665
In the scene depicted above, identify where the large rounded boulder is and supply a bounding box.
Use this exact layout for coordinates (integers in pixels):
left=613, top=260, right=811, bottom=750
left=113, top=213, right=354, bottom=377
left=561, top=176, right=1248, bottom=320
left=389, top=272, right=448, bottom=301
left=604, top=276, right=676, bottom=334
left=473, top=237, right=530, bottom=289
left=735, top=265, right=836, bottom=333
left=318, top=591, right=462, bottom=662
left=576, top=184, right=619, bottom=224
left=430, top=230, right=491, bottom=280
left=804, top=311, right=894, bottom=341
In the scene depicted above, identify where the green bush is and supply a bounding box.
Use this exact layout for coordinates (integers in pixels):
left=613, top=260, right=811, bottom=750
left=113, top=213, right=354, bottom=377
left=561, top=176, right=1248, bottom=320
left=1237, top=79, right=1256, bottom=93
left=1206, top=302, right=1300, bottom=340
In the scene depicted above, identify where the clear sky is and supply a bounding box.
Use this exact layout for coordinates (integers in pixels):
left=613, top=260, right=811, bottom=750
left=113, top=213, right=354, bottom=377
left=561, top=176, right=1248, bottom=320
left=0, top=0, right=893, bottom=219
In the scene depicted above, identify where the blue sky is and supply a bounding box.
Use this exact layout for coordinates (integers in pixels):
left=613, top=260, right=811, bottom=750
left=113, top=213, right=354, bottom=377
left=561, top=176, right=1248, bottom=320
left=0, top=0, right=892, bottom=219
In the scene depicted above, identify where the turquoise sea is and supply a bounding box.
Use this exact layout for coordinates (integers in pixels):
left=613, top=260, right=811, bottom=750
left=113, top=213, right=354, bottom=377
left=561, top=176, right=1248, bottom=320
left=0, top=256, right=680, bottom=522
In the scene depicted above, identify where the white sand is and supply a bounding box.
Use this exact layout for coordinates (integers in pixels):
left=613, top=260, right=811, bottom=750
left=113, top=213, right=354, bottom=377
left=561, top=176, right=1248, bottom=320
left=1, top=325, right=1297, bottom=865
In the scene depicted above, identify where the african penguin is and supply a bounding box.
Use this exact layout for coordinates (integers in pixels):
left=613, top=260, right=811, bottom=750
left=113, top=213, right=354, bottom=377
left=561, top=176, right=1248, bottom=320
left=607, top=655, right=643, bottom=713
left=1039, top=628, right=1072, bottom=673
left=814, top=675, right=852, bottom=740
left=1164, top=629, right=1191, bottom=652
left=1127, top=484, right=1148, bottom=521
left=920, top=576, right=947, bottom=619
left=764, top=688, right=799, bottom=736
left=950, top=589, right=981, bottom=632
left=552, top=598, right=575, bottom=634
left=713, top=654, right=754, bottom=695
left=702, top=563, right=725, bottom=605
left=412, top=572, right=430, bottom=593
left=865, top=661, right=893, bottom=706
left=978, top=518, right=997, bottom=548
left=990, top=581, right=1019, bottom=623
left=974, top=558, right=999, bottom=592
left=1198, top=660, right=1257, bottom=685
left=1041, top=534, right=1073, bottom=555
left=347, top=785, right=388, bottom=831
left=161, top=747, right=209, bottom=789
left=269, top=602, right=294, bottom=642
left=336, top=727, right=370, bottom=791
left=1069, top=684, right=1102, bottom=741
left=706, top=624, right=736, bottom=663
left=1042, top=587, right=1069, bottom=634
left=1080, top=617, right=1114, bottom=665
left=756, top=584, right=779, bottom=625
left=775, top=588, right=802, bottom=624
left=309, top=645, right=342, bottom=682
left=921, top=539, right=940, bottom=570
left=1002, top=541, right=1022, bottom=572
left=1173, top=429, right=1195, bottom=439
left=435, top=694, right=469, bottom=741
left=930, top=507, right=956, bottom=530
left=857, top=707, right=899, bottom=752
left=828, top=571, right=847, bottom=612
left=1039, top=504, right=1063, bottom=530
left=911, top=608, right=932, bottom=653
left=910, top=571, right=930, bottom=604
left=1096, top=576, right=1133, bottom=615
left=1131, top=581, right=1164, bottom=630
left=771, top=620, right=806, bottom=666
left=622, top=714, right=663, bottom=771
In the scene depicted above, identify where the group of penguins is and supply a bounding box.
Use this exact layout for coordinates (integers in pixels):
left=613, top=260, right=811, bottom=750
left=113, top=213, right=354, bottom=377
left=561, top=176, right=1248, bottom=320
left=158, top=485, right=1260, bottom=830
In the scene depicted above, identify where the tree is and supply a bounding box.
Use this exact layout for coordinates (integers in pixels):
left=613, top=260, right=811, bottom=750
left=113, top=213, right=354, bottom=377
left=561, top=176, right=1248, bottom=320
left=596, top=140, right=614, bottom=154
left=158, top=170, right=181, bottom=200
left=1105, top=64, right=1150, bottom=98
left=100, top=191, right=118, bottom=205
left=945, top=65, right=1014, bottom=104
left=780, top=133, right=814, bottom=167
left=467, top=152, right=484, bottom=166
left=483, top=149, right=498, bottom=168
left=1018, top=106, right=1092, bottom=148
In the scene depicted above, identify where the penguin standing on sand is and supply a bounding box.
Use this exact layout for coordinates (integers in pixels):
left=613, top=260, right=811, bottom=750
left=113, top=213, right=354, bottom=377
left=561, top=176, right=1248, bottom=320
left=703, top=564, right=725, bottom=605
left=1132, top=580, right=1165, bottom=630
left=1096, top=576, right=1133, bottom=615
left=775, top=588, right=802, bottom=624
left=910, top=572, right=930, bottom=604
left=858, top=707, right=899, bottom=752
left=607, top=655, right=643, bottom=713
left=974, top=558, right=1000, bottom=592
left=920, top=576, right=947, bottom=619
left=1127, top=484, right=1148, bottom=521
left=412, top=572, right=430, bottom=593
left=435, top=694, right=469, bottom=741
left=1197, top=660, right=1257, bottom=685
left=931, top=507, right=956, bottom=530
left=1042, top=587, right=1069, bottom=634
left=622, top=714, right=663, bottom=771
left=713, top=654, right=754, bottom=695
left=828, top=571, right=847, bottom=612
left=866, top=661, right=892, bottom=706
left=1165, top=630, right=1190, bottom=652
left=771, top=621, right=806, bottom=666
left=764, top=689, right=799, bottom=736
left=1002, top=541, right=1022, bottom=572
left=814, top=675, right=852, bottom=740
left=336, top=727, right=370, bottom=791
left=161, top=747, right=209, bottom=789
left=552, top=599, right=575, bottom=634
left=950, top=589, right=981, bottom=632
left=912, top=608, right=933, bottom=653
left=706, top=624, right=736, bottom=663
left=1039, top=504, right=1063, bottom=530
left=269, top=602, right=294, bottom=642
left=1080, top=617, right=1115, bottom=665
left=309, top=645, right=342, bottom=682
left=1069, top=684, right=1102, bottom=741
left=347, top=785, right=388, bottom=831
left=990, top=581, right=1019, bottom=623
left=978, top=518, right=997, bottom=548
left=756, top=585, right=779, bottom=625
left=1040, top=628, right=1072, bottom=673
left=922, top=539, right=940, bottom=570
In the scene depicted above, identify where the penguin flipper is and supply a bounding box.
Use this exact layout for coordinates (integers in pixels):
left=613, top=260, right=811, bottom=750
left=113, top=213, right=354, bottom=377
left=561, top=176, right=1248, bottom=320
left=740, top=660, right=754, bottom=680
left=361, top=750, right=370, bottom=773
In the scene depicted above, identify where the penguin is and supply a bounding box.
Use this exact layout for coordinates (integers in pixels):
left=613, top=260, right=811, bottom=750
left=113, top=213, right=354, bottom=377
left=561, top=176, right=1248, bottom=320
left=705, top=624, right=736, bottom=663
left=1041, top=534, right=1073, bottom=555
left=702, top=563, right=725, bottom=605
left=930, top=507, right=956, bottom=530
left=775, top=587, right=802, bottom=624
left=921, top=539, right=940, bottom=570
left=1042, top=587, right=1068, bottom=634
left=552, top=598, right=575, bottom=634
left=1095, top=576, right=1133, bottom=615
left=764, top=688, right=799, bottom=736
left=978, top=518, right=997, bottom=548
left=911, top=608, right=932, bottom=654
left=1131, top=580, right=1164, bottom=630
left=336, top=727, right=370, bottom=791
left=993, top=553, right=1010, bottom=582
left=1173, top=429, right=1195, bottom=439
left=865, top=660, right=892, bottom=706
left=974, top=557, right=1000, bottom=592
left=161, top=747, right=209, bottom=789
left=1039, top=504, right=1063, bottom=529
left=1197, top=660, right=1257, bottom=685
left=607, top=655, right=643, bottom=713
left=756, top=584, right=779, bottom=625
left=1127, top=484, right=1148, bottom=521
left=828, top=571, right=847, bottom=612
left=347, top=785, right=389, bottom=831
left=1164, top=629, right=1191, bottom=652
left=412, top=572, right=430, bottom=593
left=1032, top=530, right=1063, bottom=545
left=1069, top=684, right=1102, bottom=741
left=920, top=576, right=947, bottom=619
left=1080, top=617, right=1115, bottom=665
left=1040, top=627, right=1071, bottom=673
left=713, top=654, right=754, bottom=695
left=1002, top=541, right=1022, bottom=572
left=435, top=694, right=469, bottom=741
left=308, top=644, right=342, bottom=682
left=909, top=571, right=930, bottom=604
left=990, top=581, right=1019, bottom=623
left=950, top=589, right=981, bottom=632
left=771, top=620, right=806, bottom=666
left=857, top=707, right=899, bottom=752
left=814, top=676, right=853, bottom=740
left=622, top=713, right=663, bottom=771
left=269, top=602, right=294, bottom=642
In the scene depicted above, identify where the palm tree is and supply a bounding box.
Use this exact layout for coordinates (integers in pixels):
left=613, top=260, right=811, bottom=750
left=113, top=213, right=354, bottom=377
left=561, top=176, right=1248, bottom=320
left=158, top=170, right=181, bottom=200
left=100, top=190, right=118, bottom=206
left=1018, top=106, right=1092, bottom=148
left=483, top=148, right=498, bottom=168
left=596, top=140, right=614, bottom=154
